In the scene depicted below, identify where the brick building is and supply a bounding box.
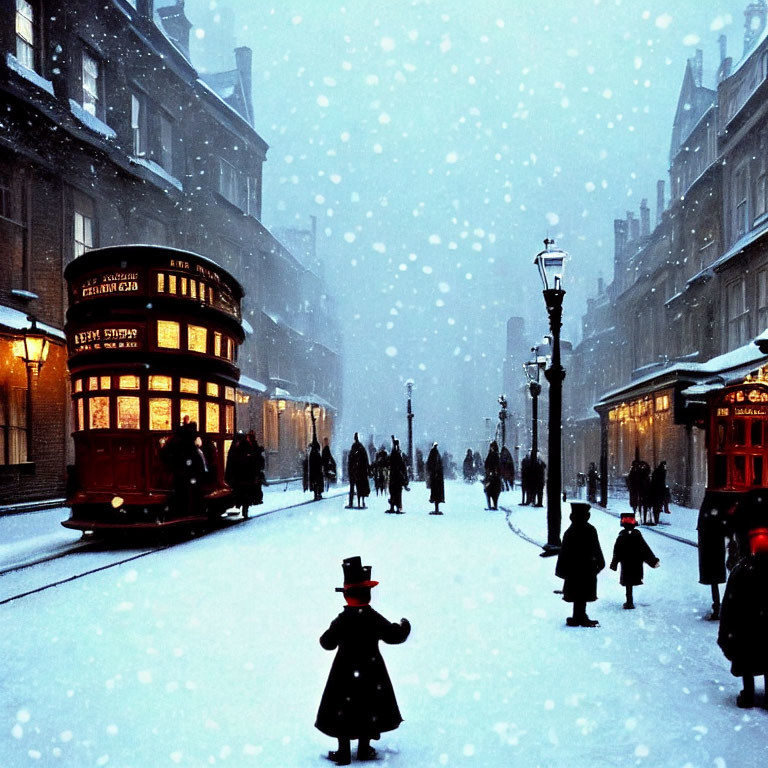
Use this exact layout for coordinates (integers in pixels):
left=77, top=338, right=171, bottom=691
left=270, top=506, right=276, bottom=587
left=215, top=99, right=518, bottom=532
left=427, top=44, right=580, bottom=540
left=0, top=0, right=341, bottom=505
left=566, top=1, right=768, bottom=509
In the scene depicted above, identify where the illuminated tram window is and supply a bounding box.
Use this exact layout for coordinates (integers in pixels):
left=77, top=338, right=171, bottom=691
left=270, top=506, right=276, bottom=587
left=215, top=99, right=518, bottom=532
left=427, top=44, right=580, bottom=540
left=77, top=399, right=84, bottom=430
left=100, top=376, right=111, bottom=390
left=190, top=280, right=197, bottom=300
left=88, top=376, right=99, bottom=391
left=180, top=399, right=199, bottom=426
left=206, top=401, right=220, bottom=433
left=224, top=438, right=233, bottom=459
left=157, top=320, right=180, bottom=349
left=149, top=398, right=172, bottom=430
left=187, top=325, right=207, bottom=353
left=180, top=378, right=199, bottom=394
left=206, top=382, right=220, bottom=397
left=74, top=379, right=83, bottom=393
left=198, top=281, right=206, bottom=302
left=149, top=375, right=172, bottom=391
left=168, top=274, right=177, bottom=294
left=225, top=386, right=235, bottom=401
left=213, top=331, right=222, bottom=357
left=157, top=273, right=165, bottom=293
left=119, top=375, right=140, bottom=390
left=180, top=277, right=188, bottom=296
left=117, top=396, right=141, bottom=429
left=208, top=287, right=214, bottom=304
left=89, top=396, right=110, bottom=429
left=225, top=404, right=234, bottom=433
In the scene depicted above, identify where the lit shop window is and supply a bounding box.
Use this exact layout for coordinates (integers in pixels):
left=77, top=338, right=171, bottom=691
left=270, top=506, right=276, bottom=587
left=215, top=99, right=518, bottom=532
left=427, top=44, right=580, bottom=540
left=225, top=386, right=235, bottom=401
left=149, top=375, right=172, bottom=391
left=157, top=320, right=180, bottom=349
left=187, top=324, right=207, bottom=353
left=225, top=404, right=235, bottom=433
left=89, top=396, right=110, bottom=429
left=206, top=382, right=220, bottom=397
left=119, top=375, right=140, bottom=390
left=168, top=274, right=177, bottom=294
left=655, top=394, right=670, bottom=412
left=149, top=398, right=172, bottom=431
left=157, top=273, right=165, bottom=293
left=180, top=378, right=199, bottom=394
left=88, top=377, right=99, bottom=391
left=100, top=376, right=111, bottom=390
left=180, top=277, right=188, bottom=295
left=189, top=279, right=197, bottom=300
left=206, top=401, right=220, bottom=433
left=180, top=399, right=199, bottom=426
left=214, top=331, right=222, bottom=357
left=117, top=396, right=140, bottom=429
left=74, top=379, right=83, bottom=393
left=77, top=399, right=84, bottom=431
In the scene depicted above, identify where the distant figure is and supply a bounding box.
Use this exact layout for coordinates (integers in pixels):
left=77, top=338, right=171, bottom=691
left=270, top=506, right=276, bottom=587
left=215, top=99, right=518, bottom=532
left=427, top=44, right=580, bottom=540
left=309, top=440, right=324, bottom=501
left=473, top=450, right=483, bottom=482
left=160, top=417, right=206, bottom=518
left=387, top=437, right=409, bottom=514
left=322, top=437, right=337, bottom=492
left=225, top=431, right=258, bottom=518
left=462, top=449, right=475, bottom=483
left=609, top=513, right=660, bottom=609
left=555, top=503, right=605, bottom=627
left=697, top=493, right=734, bottom=620
left=627, top=456, right=652, bottom=524
left=415, top=447, right=425, bottom=482
left=650, top=460, right=668, bottom=525
left=373, top=445, right=389, bottom=495
left=316, top=556, right=411, bottom=765
left=483, top=441, right=502, bottom=510
left=347, top=433, right=371, bottom=509
left=520, top=454, right=532, bottom=505
left=246, top=431, right=265, bottom=506
left=499, top=446, right=515, bottom=491
left=532, top=454, right=546, bottom=507
left=586, top=462, right=599, bottom=504
left=426, top=442, right=445, bottom=515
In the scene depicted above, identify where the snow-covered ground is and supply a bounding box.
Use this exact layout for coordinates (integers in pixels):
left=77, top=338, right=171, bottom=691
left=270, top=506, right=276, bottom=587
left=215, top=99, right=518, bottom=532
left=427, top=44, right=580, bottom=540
left=1, top=481, right=765, bottom=768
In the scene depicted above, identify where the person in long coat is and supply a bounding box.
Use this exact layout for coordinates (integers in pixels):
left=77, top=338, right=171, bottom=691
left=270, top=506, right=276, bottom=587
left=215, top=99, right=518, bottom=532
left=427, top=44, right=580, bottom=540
left=499, top=445, right=515, bottom=491
left=387, top=437, right=409, bottom=513
left=316, top=556, right=411, bottom=765
left=586, top=462, right=599, bottom=504
left=426, top=442, right=445, bottom=515
left=717, top=524, right=768, bottom=708
left=160, top=417, right=207, bottom=518
left=309, top=440, right=324, bottom=501
left=462, top=449, right=474, bottom=483
left=609, top=513, right=660, bottom=609
left=555, top=503, right=605, bottom=627
left=483, top=441, right=502, bottom=510
left=347, top=433, right=371, bottom=508
left=225, top=431, right=257, bottom=518
left=697, top=493, right=735, bottom=620
left=649, top=460, right=668, bottom=525
left=322, top=437, right=337, bottom=492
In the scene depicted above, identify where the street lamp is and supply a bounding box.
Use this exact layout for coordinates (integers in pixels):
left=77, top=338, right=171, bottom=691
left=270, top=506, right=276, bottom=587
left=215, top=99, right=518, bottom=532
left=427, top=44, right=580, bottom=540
left=523, top=349, right=545, bottom=464
left=405, top=379, right=414, bottom=478
left=534, top=238, right=568, bottom=557
left=497, top=394, right=508, bottom=449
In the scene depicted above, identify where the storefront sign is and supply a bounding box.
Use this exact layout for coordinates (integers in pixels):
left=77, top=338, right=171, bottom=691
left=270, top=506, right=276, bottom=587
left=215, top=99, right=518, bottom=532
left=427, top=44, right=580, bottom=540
left=70, top=324, right=144, bottom=353
left=75, top=271, right=141, bottom=298
left=735, top=406, right=768, bottom=417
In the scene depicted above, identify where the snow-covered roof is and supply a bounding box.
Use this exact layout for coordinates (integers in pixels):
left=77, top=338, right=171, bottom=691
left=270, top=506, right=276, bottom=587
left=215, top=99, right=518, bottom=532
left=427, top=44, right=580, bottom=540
left=0, top=304, right=65, bottom=341
left=238, top=374, right=267, bottom=393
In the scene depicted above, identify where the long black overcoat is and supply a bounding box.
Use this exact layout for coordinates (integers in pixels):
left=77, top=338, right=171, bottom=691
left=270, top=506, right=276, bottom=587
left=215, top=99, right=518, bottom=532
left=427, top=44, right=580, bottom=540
left=316, top=606, right=411, bottom=739
left=717, top=555, right=768, bottom=676
left=555, top=520, right=605, bottom=602
left=389, top=448, right=408, bottom=506
left=697, top=492, right=733, bottom=585
left=348, top=442, right=371, bottom=498
left=610, top=528, right=659, bottom=586
left=426, top=447, right=445, bottom=504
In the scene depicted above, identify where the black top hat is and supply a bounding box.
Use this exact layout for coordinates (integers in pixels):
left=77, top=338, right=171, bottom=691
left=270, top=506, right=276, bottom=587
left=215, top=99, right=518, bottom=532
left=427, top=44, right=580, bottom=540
left=570, top=501, right=591, bottom=522
left=334, top=556, right=379, bottom=592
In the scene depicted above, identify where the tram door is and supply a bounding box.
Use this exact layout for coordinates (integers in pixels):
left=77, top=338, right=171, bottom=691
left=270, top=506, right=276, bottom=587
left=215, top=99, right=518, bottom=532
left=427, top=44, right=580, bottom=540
left=709, top=385, right=768, bottom=492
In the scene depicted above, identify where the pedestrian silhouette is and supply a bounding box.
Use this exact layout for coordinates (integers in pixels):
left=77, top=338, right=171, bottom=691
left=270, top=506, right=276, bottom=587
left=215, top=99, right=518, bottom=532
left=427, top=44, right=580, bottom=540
left=609, top=513, right=660, bottom=609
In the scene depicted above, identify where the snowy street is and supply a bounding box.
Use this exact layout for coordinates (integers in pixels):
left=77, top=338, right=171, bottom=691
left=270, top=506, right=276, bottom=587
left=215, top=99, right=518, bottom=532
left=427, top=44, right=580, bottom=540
left=1, top=481, right=766, bottom=768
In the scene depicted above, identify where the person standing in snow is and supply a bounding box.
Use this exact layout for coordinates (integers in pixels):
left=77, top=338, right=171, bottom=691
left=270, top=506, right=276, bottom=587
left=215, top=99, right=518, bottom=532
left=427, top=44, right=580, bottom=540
left=609, top=513, right=660, bottom=609
left=555, top=502, right=605, bottom=627
left=347, top=433, right=371, bottom=509
left=462, top=449, right=475, bottom=483
left=426, top=442, right=445, bottom=515
left=316, top=556, right=411, bottom=765
left=322, top=437, right=337, bottom=491
left=649, top=460, right=668, bottom=525
left=717, top=519, right=768, bottom=708
left=483, top=441, right=502, bottom=510
left=387, top=437, right=409, bottom=514
left=696, top=493, right=734, bottom=620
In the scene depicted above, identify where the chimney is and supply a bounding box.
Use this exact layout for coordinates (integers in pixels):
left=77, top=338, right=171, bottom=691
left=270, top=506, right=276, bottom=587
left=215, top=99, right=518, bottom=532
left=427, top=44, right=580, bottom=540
left=719, top=33, right=727, bottom=63
left=157, top=1, right=192, bottom=60
left=640, top=198, right=650, bottom=237
left=744, top=1, right=768, bottom=56
left=614, top=219, right=628, bottom=260
left=597, top=276, right=604, bottom=295
left=627, top=211, right=639, bottom=241
left=235, top=46, right=254, bottom=126
left=656, top=180, right=665, bottom=226
left=718, top=33, right=732, bottom=81
left=691, top=49, right=703, bottom=86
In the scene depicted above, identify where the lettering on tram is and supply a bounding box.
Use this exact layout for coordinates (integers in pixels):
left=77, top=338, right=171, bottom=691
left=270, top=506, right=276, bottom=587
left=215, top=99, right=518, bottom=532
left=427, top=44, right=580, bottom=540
left=62, top=245, right=245, bottom=534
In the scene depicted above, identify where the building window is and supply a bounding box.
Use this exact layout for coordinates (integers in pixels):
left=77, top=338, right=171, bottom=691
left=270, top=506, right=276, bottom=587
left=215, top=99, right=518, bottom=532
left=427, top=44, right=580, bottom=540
left=15, top=0, right=37, bottom=71
left=187, top=325, right=207, bottom=353
left=74, top=210, right=93, bottom=258
left=205, top=401, right=220, bottom=433
left=1, top=385, right=28, bottom=464
left=759, top=270, right=768, bottom=332
left=149, top=398, right=172, bottom=430
left=158, top=113, right=173, bottom=173
left=117, top=396, right=140, bottom=429
left=89, top=396, right=110, bottom=430
left=219, top=158, right=237, bottom=204
left=735, top=165, right=749, bottom=239
left=149, top=375, right=172, bottom=391
left=81, top=48, right=102, bottom=118
left=180, top=399, right=199, bottom=426
left=0, top=173, right=12, bottom=219
left=180, top=378, right=199, bottom=394
left=157, top=320, right=180, bottom=349
left=131, top=93, right=146, bottom=156
left=727, top=278, right=748, bottom=349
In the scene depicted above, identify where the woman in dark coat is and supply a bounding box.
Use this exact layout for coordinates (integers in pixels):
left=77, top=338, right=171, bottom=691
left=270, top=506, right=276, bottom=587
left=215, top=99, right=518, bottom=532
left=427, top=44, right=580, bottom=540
left=717, top=524, right=768, bottom=708
left=225, top=432, right=257, bottom=518
left=387, top=438, right=409, bottom=514
left=555, top=503, right=605, bottom=627
left=426, top=442, right=445, bottom=515
left=316, top=556, right=411, bottom=765
left=347, top=433, right=371, bottom=508
left=309, top=440, right=324, bottom=501
left=483, top=441, right=502, bottom=510
left=609, top=513, right=660, bottom=609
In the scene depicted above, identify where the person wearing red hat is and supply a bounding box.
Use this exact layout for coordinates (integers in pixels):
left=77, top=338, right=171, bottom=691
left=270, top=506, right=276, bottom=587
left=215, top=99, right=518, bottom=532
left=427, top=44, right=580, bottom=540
left=316, top=556, right=411, bottom=764
left=609, top=513, right=660, bottom=609
left=717, top=524, right=768, bottom=708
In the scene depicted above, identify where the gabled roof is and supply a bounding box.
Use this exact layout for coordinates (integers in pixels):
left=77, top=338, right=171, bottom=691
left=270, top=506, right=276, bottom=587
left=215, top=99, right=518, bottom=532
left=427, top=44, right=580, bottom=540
left=201, top=69, right=251, bottom=126
left=669, top=53, right=716, bottom=162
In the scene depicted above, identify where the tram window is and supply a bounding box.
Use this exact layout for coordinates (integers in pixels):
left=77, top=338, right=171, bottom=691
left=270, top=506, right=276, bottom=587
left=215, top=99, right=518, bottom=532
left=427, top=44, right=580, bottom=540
left=225, top=404, right=234, bottom=433
left=89, top=396, right=110, bottom=430
left=149, top=398, right=172, bottom=430
left=714, top=455, right=728, bottom=487
left=198, top=281, right=206, bottom=303
left=88, top=376, right=99, bottom=391
left=180, top=378, right=199, bottom=394
left=74, top=379, right=83, bottom=393
left=190, top=280, right=197, bottom=300
left=225, top=386, right=235, bottom=401
left=77, top=399, right=84, bottom=431
left=208, top=287, right=214, bottom=304
left=180, top=399, right=199, bottom=426
left=716, top=420, right=727, bottom=450
left=180, top=277, right=188, bottom=296
left=168, top=274, right=177, bottom=294
left=119, top=375, right=140, bottom=390
left=213, top=331, right=222, bottom=357
left=734, top=455, right=747, bottom=484
left=224, top=438, right=233, bottom=460
left=733, top=419, right=747, bottom=446
left=157, top=320, right=180, bottom=349
left=207, top=382, right=220, bottom=397
left=100, top=376, right=111, bottom=390
left=187, top=325, right=207, bottom=353
left=206, top=401, right=220, bottom=433
left=753, top=456, right=764, bottom=486
left=752, top=421, right=764, bottom=447
left=149, top=375, right=172, bottom=391
left=117, top=396, right=140, bottom=429
left=157, top=273, right=165, bottom=293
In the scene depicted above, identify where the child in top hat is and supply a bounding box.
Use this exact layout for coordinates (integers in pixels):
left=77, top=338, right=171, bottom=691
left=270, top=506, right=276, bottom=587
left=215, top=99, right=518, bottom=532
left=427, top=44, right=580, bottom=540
left=609, top=513, right=660, bottom=609
left=316, top=556, right=411, bottom=765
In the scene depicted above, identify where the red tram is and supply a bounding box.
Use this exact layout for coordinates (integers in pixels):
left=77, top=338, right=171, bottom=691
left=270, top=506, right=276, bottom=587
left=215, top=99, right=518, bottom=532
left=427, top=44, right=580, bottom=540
left=62, top=245, right=244, bottom=531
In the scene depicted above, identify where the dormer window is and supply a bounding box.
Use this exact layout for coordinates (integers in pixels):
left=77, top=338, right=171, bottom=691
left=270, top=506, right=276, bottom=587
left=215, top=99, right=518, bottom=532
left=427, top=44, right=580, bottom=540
left=15, top=0, right=37, bottom=71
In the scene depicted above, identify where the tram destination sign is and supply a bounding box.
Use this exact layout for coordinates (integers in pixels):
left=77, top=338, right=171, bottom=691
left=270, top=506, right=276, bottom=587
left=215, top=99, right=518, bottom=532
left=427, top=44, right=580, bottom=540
left=69, top=324, right=145, bottom=354
left=72, top=269, right=142, bottom=300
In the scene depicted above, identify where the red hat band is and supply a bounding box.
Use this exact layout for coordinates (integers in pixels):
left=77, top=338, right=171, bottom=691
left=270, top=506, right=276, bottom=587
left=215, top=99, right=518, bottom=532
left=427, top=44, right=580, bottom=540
left=749, top=527, right=768, bottom=556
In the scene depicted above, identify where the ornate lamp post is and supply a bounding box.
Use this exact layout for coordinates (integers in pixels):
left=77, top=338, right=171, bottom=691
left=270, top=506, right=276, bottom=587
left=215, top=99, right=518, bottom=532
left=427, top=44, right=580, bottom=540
left=534, top=238, right=568, bottom=557
left=523, top=350, right=545, bottom=462
left=497, top=394, right=508, bottom=449
left=405, top=379, right=414, bottom=478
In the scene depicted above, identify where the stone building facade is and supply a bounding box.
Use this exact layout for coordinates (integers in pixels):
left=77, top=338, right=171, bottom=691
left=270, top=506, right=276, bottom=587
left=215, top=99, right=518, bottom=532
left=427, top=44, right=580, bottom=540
left=0, top=0, right=341, bottom=505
